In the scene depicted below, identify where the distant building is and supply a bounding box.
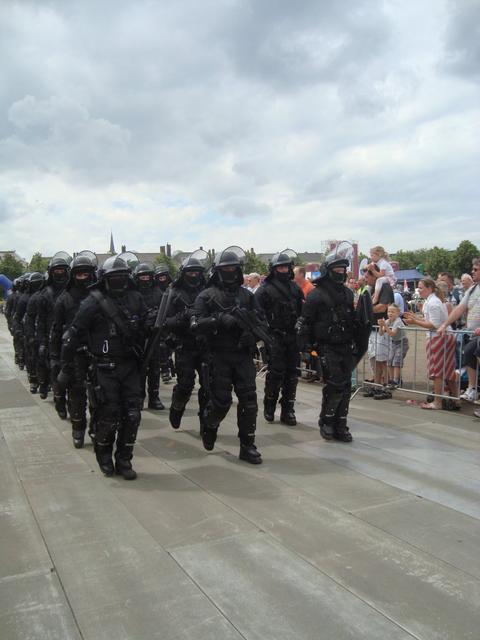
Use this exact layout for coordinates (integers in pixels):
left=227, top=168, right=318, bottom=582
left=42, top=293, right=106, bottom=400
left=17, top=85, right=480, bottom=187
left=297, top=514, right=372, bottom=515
left=0, top=250, right=27, bottom=266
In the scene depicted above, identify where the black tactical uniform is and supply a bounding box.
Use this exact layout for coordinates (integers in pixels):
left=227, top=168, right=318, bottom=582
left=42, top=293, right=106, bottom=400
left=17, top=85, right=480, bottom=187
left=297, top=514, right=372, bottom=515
left=133, top=262, right=164, bottom=410
left=154, top=264, right=174, bottom=383
left=5, top=278, right=20, bottom=337
left=255, top=250, right=303, bottom=425
left=22, top=273, right=45, bottom=393
left=51, top=255, right=96, bottom=448
left=11, top=275, right=30, bottom=369
left=193, top=246, right=264, bottom=464
left=164, top=250, right=208, bottom=430
left=37, top=253, right=71, bottom=410
left=60, top=256, right=147, bottom=479
left=297, top=251, right=356, bottom=442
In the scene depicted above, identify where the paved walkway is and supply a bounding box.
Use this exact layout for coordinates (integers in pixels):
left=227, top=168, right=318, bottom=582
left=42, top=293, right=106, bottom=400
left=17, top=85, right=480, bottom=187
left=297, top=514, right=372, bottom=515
left=1, top=318, right=479, bottom=640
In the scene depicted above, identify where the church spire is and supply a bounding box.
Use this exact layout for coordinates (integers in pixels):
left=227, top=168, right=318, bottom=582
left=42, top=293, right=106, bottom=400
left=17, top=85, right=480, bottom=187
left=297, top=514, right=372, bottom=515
left=109, top=231, right=115, bottom=255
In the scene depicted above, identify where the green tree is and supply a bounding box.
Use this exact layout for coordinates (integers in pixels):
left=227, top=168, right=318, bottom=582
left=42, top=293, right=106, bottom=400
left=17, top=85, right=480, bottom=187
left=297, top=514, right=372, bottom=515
left=450, top=240, right=479, bottom=277
left=154, top=254, right=179, bottom=278
left=424, top=247, right=453, bottom=278
left=0, top=253, right=25, bottom=281
left=391, top=248, right=428, bottom=270
left=244, top=249, right=268, bottom=275
left=29, top=252, right=49, bottom=273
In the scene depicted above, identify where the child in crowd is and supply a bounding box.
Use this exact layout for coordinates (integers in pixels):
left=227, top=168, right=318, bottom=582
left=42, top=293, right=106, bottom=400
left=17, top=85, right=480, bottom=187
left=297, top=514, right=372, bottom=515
left=369, top=246, right=397, bottom=304
left=378, top=304, right=409, bottom=387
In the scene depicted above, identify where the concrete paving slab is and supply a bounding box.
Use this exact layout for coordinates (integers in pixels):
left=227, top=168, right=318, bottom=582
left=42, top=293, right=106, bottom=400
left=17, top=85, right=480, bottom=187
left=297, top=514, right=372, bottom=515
left=0, top=379, right=35, bottom=408
left=296, top=439, right=480, bottom=520
left=75, top=589, right=244, bottom=640
left=172, top=533, right=414, bottom=640
left=352, top=496, right=480, bottom=580
left=0, top=441, right=53, bottom=580
left=0, top=571, right=81, bottom=640
left=106, top=452, right=259, bottom=549
left=351, top=418, right=480, bottom=478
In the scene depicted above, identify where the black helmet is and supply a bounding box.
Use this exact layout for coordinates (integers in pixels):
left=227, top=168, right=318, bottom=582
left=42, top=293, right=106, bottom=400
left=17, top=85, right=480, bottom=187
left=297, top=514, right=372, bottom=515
left=48, top=251, right=72, bottom=286
left=175, top=249, right=208, bottom=290
left=101, top=255, right=131, bottom=295
left=210, top=246, right=245, bottom=288
left=19, top=273, right=31, bottom=292
left=154, top=263, right=172, bottom=290
left=68, top=254, right=96, bottom=290
left=134, top=262, right=155, bottom=289
left=117, top=251, right=140, bottom=273
left=102, top=255, right=130, bottom=276
left=315, top=242, right=352, bottom=285
left=28, top=271, right=44, bottom=293
left=77, top=250, right=98, bottom=267
left=267, top=248, right=297, bottom=282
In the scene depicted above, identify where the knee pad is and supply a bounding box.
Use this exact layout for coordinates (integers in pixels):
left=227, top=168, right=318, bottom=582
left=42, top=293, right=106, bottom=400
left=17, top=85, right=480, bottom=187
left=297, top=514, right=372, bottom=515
left=125, top=407, right=141, bottom=428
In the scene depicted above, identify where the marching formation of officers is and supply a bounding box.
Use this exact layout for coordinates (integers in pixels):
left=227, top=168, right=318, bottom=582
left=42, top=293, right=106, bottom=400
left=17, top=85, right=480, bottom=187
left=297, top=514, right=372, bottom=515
left=4, top=244, right=371, bottom=480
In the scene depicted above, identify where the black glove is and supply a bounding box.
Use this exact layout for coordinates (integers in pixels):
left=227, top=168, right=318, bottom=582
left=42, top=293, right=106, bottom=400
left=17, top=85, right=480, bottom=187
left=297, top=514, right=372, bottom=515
left=218, top=312, right=238, bottom=330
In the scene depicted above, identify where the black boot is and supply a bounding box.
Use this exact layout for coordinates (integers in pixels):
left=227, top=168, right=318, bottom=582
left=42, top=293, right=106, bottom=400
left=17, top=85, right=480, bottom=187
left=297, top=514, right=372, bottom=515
left=148, top=392, right=165, bottom=410
left=169, top=405, right=184, bottom=429
left=29, top=383, right=38, bottom=394
left=239, top=443, right=263, bottom=464
left=115, top=457, right=137, bottom=480
left=95, top=449, right=114, bottom=477
left=72, top=430, right=85, bottom=449
left=263, top=397, right=276, bottom=423
left=54, top=396, right=68, bottom=420
left=39, top=383, right=49, bottom=399
left=318, top=417, right=335, bottom=441
left=333, top=422, right=353, bottom=443
left=280, top=401, right=297, bottom=426
left=201, top=426, right=218, bottom=451
left=72, top=420, right=86, bottom=449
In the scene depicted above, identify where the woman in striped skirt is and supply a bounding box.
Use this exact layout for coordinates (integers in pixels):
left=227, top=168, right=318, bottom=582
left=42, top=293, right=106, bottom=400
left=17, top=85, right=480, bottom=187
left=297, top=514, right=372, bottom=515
left=404, top=278, right=458, bottom=409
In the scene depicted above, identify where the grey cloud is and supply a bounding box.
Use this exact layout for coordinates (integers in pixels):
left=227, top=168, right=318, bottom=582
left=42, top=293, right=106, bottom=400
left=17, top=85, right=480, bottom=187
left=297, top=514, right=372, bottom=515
left=443, top=0, right=480, bottom=80
left=218, top=196, right=272, bottom=218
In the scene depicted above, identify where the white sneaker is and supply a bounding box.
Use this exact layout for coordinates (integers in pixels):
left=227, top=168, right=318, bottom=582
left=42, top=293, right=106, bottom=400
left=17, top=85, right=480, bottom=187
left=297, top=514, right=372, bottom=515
left=460, top=387, right=478, bottom=402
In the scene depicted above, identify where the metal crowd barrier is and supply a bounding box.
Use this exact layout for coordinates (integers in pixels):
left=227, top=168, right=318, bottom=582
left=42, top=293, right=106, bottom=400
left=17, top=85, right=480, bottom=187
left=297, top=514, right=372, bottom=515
left=356, top=325, right=479, bottom=401
left=255, top=327, right=480, bottom=403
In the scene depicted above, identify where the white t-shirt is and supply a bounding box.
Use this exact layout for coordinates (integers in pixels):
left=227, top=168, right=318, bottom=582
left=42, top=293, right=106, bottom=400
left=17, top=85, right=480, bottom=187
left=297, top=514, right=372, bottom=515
left=461, top=284, right=480, bottom=331
left=376, top=257, right=396, bottom=283
left=423, top=293, right=448, bottom=337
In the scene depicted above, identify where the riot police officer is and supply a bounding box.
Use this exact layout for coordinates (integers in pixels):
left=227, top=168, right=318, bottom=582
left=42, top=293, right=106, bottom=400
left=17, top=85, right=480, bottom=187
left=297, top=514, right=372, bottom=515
left=164, top=250, right=208, bottom=430
left=255, top=249, right=303, bottom=425
left=37, top=252, right=71, bottom=409
left=154, top=263, right=174, bottom=383
left=22, top=272, right=45, bottom=393
left=11, top=274, right=30, bottom=370
left=297, top=244, right=356, bottom=442
left=60, top=255, right=147, bottom=479
left=133, top=262, right=165, bottom=410
left=51, top=254, right=97, bottom=448
left=193, top=246, right=265, bottom=464
left=5, top=277, right=20, bottom=338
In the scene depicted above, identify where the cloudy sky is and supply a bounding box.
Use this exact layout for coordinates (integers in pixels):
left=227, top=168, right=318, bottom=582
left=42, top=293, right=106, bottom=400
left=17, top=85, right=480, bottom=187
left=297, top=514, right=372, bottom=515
left=1, top=0, right=479, bottom=260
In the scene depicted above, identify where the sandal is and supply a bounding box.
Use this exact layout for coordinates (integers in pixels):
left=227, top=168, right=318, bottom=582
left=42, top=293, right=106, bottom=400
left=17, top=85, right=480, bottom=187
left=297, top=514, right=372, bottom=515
left=420, top=402, right=442, bottom=410
left=406, top=399, right=418, bottom=406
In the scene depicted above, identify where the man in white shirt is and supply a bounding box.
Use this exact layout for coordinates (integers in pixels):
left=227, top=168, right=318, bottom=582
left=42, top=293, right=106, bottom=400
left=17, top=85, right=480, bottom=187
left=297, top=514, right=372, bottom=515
left=439, top=258, right=480, bottom=401
left=248, top=273, right=261, bottom=293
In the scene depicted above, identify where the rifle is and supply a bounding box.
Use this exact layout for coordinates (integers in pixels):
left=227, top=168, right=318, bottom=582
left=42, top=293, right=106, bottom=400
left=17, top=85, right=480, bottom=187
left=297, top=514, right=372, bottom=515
left=209, top=297, right=273, bottom=349
left=142, top=285, right=175, bottom=374
left=199, top=360, right=211, bottom=430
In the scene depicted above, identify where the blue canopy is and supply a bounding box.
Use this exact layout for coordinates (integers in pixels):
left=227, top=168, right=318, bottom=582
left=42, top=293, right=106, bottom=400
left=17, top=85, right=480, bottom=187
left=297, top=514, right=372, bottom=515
left=394, top=269, right=424, bottom=282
